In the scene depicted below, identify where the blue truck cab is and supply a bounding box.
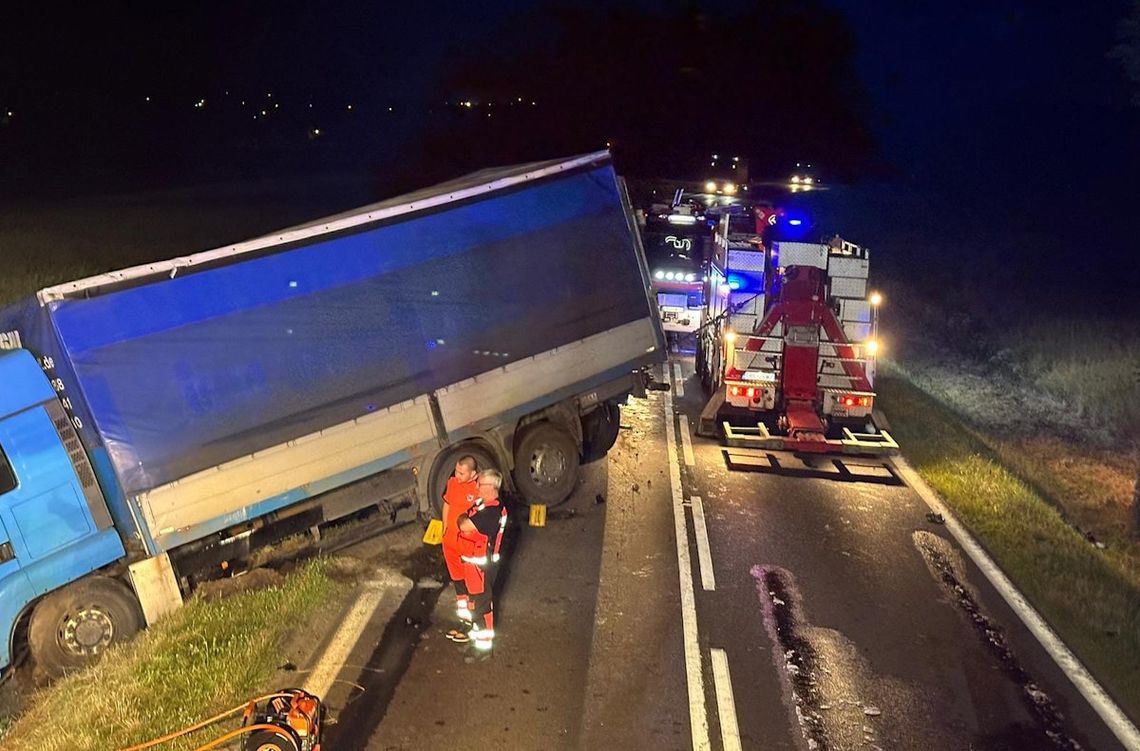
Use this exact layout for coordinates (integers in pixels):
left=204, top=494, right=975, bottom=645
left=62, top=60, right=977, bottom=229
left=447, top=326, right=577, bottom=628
left=0, top=151, right=666, bottom=678
left=0, top=349, right=132, bottom=673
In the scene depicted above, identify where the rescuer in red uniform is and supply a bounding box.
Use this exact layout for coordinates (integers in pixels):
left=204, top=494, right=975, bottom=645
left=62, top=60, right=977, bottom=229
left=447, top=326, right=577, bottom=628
left=442, top=455, right=479, bottom=640
left=455, top=468, right=509, bottom=652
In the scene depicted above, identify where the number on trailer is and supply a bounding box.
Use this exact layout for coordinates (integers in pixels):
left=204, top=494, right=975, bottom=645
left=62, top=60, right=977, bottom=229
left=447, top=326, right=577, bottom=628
left=71, top=416, right=83, bottom=430
left=50, top=378, right=65, bottom=392
left=41, top=356, right=55, bottom=370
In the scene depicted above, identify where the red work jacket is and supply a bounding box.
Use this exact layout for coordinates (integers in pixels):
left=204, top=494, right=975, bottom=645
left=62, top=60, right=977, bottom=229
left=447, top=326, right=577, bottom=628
left=442, top=476, right=478, bottom=549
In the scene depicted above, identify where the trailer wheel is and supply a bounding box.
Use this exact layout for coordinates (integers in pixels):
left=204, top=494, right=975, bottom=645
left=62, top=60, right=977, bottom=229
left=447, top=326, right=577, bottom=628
left=512, top=423, right=579, bottom=506
left=580, top=402, right=621, bottom=464
left=427, top=444, right=498, bottom=519
left=28, top=576, right=143, bottom=678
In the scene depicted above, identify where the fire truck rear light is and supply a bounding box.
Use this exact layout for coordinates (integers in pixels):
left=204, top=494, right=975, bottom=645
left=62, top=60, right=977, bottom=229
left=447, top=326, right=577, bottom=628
left=729, top=386, right=741, bottom=396
left=745, top=387, right=756, bottom=398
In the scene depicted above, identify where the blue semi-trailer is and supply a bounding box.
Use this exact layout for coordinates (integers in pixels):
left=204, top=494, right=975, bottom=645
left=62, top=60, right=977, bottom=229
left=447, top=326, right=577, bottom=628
left=0, top=151, right=665, bottom=676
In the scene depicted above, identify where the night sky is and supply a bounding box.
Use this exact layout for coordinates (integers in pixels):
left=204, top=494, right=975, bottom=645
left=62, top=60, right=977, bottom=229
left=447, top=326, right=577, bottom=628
left=3, top=2, right=1138, bottom=307
left=804, top=1, right=1140, bottom=313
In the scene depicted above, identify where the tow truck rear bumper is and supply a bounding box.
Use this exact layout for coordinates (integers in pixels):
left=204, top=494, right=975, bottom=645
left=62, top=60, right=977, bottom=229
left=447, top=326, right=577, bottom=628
left=722, top=421, right=899, bottom=456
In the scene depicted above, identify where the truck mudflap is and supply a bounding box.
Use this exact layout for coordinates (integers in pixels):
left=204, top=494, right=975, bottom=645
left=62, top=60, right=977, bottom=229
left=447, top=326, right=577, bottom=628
left=721, top=421, right=899, bottom=456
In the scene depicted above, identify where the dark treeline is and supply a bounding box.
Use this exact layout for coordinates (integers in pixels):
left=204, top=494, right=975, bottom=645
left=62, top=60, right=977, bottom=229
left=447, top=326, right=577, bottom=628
left=407, top=2, right=881, bottom=190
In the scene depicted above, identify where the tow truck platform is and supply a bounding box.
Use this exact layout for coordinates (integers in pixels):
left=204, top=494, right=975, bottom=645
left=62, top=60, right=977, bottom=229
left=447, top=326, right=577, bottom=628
left=721, top=445, right=904, bottom=485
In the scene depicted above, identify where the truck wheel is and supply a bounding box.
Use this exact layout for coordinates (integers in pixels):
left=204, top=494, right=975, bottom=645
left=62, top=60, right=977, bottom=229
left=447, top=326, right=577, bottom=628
left=512, top=423, right=579, bottom=506
left=581, top=402, right=621, bottom=464
left=28, top=576, right=143, bottom=678
left=427, top=444, right=498, bottom=518
left=696, top=341, right=710, bottom=392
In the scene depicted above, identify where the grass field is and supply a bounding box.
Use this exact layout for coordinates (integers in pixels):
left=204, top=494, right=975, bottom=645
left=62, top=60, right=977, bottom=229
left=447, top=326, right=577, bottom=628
left=879, top=371, right=1140, bottom=718
left=994, top=316, right=1140, bottom=443
left=0, top=560, right=345, bottom=751
left=0, top=174, right=372, bottom=308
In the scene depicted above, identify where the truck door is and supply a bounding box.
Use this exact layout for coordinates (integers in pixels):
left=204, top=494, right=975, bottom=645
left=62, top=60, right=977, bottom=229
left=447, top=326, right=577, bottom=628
left=0, top=442, right=34, bottom=671
left=0, top=404, right=120, bottom=598
left=0, top=447, right=22, bottom=578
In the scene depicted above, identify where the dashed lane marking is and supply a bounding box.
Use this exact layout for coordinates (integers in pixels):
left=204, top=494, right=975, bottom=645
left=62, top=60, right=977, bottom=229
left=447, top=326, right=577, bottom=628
left=711, top=648, right=743, bottom=751
left=691, top=495, right=716, bottom=591
left=895, top=457, right=1140, bottom=751
left=673, top=361, right=685, bottom=398
left=664, top=385, right=711, bottom=750
left=678, top=414, right=696, bottom=466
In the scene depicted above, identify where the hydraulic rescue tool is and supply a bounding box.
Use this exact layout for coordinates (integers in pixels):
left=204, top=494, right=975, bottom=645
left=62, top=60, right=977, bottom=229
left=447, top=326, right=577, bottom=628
left=116, top=688, right=324, bottom=751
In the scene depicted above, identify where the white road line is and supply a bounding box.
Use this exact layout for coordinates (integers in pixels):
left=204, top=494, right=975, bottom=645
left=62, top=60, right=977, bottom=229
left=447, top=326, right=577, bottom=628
left=711, top=648, right=743, bottom=751
left=673, top=361, right=685, bottom=398
left=895, top=457, right=1140, bottom=751
left=678, top=414, right=696, bottom=466
left=664, top=387, right=711, bottom=751
left=690, top=495, right=716, bottom=591
left=303, top=580, right=388, bottom=699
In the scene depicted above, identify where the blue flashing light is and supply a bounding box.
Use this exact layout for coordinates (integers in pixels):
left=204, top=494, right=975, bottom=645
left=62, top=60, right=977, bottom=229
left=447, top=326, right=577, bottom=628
left=726, top=270, right=764, bottom=293
left=778, top=210, right=812, bottom=240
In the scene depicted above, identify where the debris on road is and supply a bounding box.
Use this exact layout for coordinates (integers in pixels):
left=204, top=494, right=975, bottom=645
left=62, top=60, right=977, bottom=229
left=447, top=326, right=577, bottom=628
left=863, top=706, right=882, bottom=717
left=913, top=531, right=1085, bottom=750
left=926, top=512, right=945, bottom=525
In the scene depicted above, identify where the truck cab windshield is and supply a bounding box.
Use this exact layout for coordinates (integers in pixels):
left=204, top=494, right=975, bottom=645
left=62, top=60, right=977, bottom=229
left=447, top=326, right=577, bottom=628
left=0, top=447, right=16, bottom=496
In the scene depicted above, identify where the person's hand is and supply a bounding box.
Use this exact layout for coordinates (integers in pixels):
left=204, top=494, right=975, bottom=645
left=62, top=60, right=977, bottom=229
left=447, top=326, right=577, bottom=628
left=458, top=516, right=476, bottom=533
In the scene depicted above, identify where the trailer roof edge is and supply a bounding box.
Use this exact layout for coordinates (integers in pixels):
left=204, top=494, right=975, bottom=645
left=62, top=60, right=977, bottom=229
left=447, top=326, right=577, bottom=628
left=37, top=150, right=612, bottom=305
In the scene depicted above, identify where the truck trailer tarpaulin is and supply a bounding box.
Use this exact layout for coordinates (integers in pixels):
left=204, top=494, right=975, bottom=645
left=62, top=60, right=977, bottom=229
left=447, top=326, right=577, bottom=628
left=0, top=150, right=665, bottom=675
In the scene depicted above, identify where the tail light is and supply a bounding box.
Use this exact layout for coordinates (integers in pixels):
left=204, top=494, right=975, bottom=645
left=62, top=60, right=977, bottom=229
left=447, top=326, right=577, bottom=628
left=840, top=395, right=872, bottom=407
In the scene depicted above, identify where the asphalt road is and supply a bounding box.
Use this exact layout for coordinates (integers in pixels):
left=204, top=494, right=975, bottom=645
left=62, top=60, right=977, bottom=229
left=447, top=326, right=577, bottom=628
left=332, top=354, right=1130, bottom=750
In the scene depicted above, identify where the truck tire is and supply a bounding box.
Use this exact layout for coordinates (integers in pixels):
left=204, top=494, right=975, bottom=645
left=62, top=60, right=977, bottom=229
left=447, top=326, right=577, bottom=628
left=580, top=402, right=621, bottom=464
left=512, top=423, right=579, bottom=506
left=427, top=444, right=498, bottom=518
left=28, top=576, right=144, bottom=678
left=696, top=340, right=710, bottom=392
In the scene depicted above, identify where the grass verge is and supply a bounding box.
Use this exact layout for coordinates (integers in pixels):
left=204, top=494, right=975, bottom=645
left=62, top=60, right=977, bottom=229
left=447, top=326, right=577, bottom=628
left=0, top=559, right=345, bottom=751
left=878, top=372, right=1140, bottom=720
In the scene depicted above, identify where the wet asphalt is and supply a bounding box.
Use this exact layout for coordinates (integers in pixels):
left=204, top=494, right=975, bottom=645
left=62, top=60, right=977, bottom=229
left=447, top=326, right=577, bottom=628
left=332, top=354, right=1129, bottom=750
